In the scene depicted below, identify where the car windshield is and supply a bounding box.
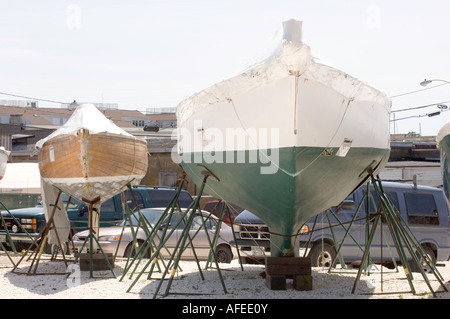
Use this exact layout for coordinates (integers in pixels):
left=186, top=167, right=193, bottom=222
left=121, top=209, right=166, bottom=227
left=61, top=193, right=82, bottom=210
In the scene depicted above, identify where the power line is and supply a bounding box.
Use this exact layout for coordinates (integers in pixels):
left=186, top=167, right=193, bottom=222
left=0, top=90, right=165, bottom=113
left=0, top=91, right=65, bottom=104
left=391, top=100, right=450, bottom=113
left=390, top=108, right=449, bottom=122
left=389, top=82, right=449, bottom=98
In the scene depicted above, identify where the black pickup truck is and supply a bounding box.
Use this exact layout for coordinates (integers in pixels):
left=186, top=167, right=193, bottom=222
left=0, top=186, right=193, bottom=251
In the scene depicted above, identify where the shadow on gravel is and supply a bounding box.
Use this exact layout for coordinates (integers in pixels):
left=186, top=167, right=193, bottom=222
left=131, top=265, right=374, bottom=299
left=3, top=257, right=128, bottom=296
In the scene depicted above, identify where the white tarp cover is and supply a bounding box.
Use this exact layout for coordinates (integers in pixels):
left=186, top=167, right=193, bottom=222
left=177, top=19, right=390, bottom=127
left=35, top=103, right=133, bottom=150
left=41, top=178, right=70, bottom=245
left=0, top=163, right=41, bottom=193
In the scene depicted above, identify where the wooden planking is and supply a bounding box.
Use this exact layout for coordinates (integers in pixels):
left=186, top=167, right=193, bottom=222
left=39, top=132, right=147, bottom=179
left=87, top=133, right=147, bottom=177
left=39, top=134, right=83, bottom=178
left=38, top=131, right=148, bottom=201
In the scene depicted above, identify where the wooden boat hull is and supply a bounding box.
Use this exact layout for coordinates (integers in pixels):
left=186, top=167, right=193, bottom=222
left=176, top=20, right=391, bottom=257
left=38, top=129, right=148, bottom=203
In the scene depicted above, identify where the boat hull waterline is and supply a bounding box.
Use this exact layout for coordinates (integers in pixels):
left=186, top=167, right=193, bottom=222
left=176, top=20, right=391, bottom=257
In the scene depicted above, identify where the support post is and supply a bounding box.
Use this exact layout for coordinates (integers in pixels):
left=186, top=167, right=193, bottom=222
left=72, top=196, right=116, bottom=279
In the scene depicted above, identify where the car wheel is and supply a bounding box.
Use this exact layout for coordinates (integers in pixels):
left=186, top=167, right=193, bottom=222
left=124, top=240, right=150, bottom=258
left=215, top=245, right=232, bottom=263
left=309, top=242, right=336, bottom=268
left=409, top=246, right=436, bottom=273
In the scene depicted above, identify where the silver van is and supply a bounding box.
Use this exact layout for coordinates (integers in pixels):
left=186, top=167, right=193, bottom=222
left=233, top=182, right=450, bottom=271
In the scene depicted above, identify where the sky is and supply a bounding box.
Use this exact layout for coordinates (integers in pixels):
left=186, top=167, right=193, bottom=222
left=0, top=0, right=449, bottom=136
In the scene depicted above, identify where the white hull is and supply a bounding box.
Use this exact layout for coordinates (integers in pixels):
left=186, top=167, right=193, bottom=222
left=0, top=147, right=10, bottom=181
left=177, top=20, right=390, bottom=155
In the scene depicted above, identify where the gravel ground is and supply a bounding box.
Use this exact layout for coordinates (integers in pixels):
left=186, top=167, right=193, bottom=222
left=0, top=252, right=448, bottom=300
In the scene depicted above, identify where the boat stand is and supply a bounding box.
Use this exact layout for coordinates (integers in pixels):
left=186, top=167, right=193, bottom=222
left=116, top=184, right=174, bottom=277
left=123, top=175, right=205, bottom=295
left=119, top=179, right=190, bottom=282
left=125, top=169, right=229, bottom=298
left=351, top=172, right=448, bottom=297
left=71, top=196, right=116, bottom=279
left=204, top=200, right=244, bottom=271
left=326, top=191, right=398, bottom=274
left=299, top=189, right=391, bottom=274
left=0, top=201, right=20, bottom=267
left=11, top=190, right=70, bottom=275
left=0, top=200, right=41, bottom=268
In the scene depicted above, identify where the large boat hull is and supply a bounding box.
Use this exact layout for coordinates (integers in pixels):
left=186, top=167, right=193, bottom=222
left=0, top=148, right=10, bottom=181
left=437, top=122, right=450, bottom=199
left=176, top=20, right=391, bottom=257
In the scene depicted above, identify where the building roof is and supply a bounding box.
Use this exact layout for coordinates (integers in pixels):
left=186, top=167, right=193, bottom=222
left=0, top=105, right=149, bottom=128
left=147, top=113, right=176, bottom=121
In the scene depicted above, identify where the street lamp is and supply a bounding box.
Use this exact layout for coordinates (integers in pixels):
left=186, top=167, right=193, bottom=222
left=420, top=79, right=450, bottom=86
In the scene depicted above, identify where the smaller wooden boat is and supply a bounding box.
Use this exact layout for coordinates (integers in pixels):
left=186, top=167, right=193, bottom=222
left=0, top=147, right=11, bottom=181
left=36, top=104, right=148, bottom=248
left=36, top=104, right=148, bottom=203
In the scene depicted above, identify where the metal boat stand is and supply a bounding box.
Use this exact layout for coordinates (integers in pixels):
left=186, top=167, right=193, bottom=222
left=0, top=200, right=42, bottom=268
left=11, top=190, right=70, bottom=275
left=71, top=196, right=116, bottom=279
left=351, top=172, right=448, bottom=297
left=204, top=200, right=244, bottom=271
left=115, top=184, right=173, bottom=277
left=125, top=168, right=228, bottom=298
left=323, top=195, right=397, bottom=274
left=122, top=175, right=201, bottom=293
left=118, top=180, right=190, bottom=282
left=300, top=204, right=380, bottom=273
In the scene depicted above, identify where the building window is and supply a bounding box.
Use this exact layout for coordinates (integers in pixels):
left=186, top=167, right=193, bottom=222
left=132, top=120, right=145, bottom=127
left=159, top=171, right=178, bottom=187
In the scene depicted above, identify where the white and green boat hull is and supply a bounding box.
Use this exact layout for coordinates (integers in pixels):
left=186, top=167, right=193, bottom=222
left=176, top=20, right=391, bottom=257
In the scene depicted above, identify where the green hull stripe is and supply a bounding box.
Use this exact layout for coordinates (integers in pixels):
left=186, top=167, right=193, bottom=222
left=180, top=146, right=390, bottom=256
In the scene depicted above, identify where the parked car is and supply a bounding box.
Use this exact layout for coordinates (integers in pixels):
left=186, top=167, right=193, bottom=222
left=0, top=186, right=193, bottom=252
left=202, top=200, right=244, bottom=226
left=233, top=182, right=450, bottom=272
left=72, top=207, right=235, bottom=263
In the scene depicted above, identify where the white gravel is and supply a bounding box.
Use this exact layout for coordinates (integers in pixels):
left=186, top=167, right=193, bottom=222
left=0, top=253, right=448, bottom=300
